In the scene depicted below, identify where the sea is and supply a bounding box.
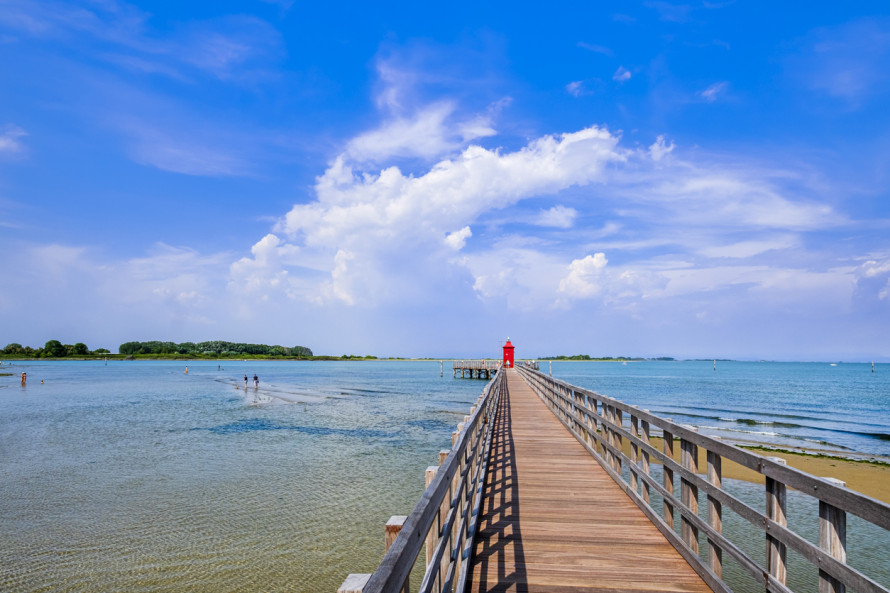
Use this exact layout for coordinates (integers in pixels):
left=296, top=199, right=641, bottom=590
left=1, top=359, right=888, bottom=593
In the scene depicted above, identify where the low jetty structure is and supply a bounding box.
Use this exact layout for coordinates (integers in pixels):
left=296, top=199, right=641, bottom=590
left=340, top=358, right=890, bottom=593
left=452, top=360, right=501, bottom=380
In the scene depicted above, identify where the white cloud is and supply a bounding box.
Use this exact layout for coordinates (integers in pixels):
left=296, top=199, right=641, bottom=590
left=536, top=206, right=577, bottom=228
left=649, top=135, right=675, bottom=161
left=577, top=42, right=613, bottom=56
left=566, top=81, right=584, bottom=97
left=699, top=236, right=797, bottom=259
left=346, top=101, right=496, bottom=163
left=559, top=253, right=608, bottom=298
left=0, top=124, right=27, bottom=154
left=445, top=226, right=472, bottom=250
left=699, top=82, right=728, bottom=102
left=0, top=3, right=283, bottom=84
left=613, top=66, right=632, bottom=82
left=283, top=125, right=625, bottom=249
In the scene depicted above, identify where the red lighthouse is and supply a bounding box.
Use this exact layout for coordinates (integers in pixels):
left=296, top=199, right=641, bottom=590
left=502, top=338, right=515, bottom=368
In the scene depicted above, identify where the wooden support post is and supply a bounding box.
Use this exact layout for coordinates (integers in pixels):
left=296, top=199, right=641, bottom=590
left=766, top=457, right=788, bottom=587
left=663, top=426, right=675, bottom=529
left=630, top=412, right=640, bottom=493
left=819, top=478, right=847, bottom=593
left=641, top=412, right=651, bottom=505
left=338, top=574, right=371, bottom=593
left=680, top=436, right=699, bottom=554
left=614, top=408, right=623, bottom=473
left=706, top=449, right=723, bottom=578
left=386, top=515, right=407, bottom=551
left=425, top=466, right=439, bottom=568
left=385, top=516, right=408, bottom=593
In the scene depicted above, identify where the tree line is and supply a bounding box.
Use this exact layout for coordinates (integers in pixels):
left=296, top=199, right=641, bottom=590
left=2, top=340, right=110, bottom=358
left=118, top=340, right=313, bottom=358
left=1, top=340, right=313, bottom=358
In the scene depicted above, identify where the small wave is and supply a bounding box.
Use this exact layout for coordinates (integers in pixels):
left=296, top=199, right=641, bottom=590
left=658, top=409, right=889, bottom=442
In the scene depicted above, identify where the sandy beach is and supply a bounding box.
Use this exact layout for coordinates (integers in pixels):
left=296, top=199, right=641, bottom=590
left=630, top=436, right=890, bottom=504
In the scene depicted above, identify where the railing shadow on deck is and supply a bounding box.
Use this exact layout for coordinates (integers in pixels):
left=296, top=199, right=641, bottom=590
left=465, top=379, right=528, bottom=593
left=516, top=365, right=890, bottom=593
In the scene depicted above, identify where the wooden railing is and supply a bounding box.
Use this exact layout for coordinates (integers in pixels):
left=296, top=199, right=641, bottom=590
left=338, top=370, right=505, bottom=593
left=451, top=360, right=501, bottom=371
left=517, top=365, right=890, bottom=593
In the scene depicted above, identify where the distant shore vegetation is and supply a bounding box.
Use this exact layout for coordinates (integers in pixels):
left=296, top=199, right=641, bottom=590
left=540, top=355, right=676, bottom=361
left=1, top=340, right=313, bottom=359
left=118, top=340, right=313, bottom=359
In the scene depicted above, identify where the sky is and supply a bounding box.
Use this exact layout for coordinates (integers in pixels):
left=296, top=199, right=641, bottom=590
left=1, top=1, right=890, bottom=360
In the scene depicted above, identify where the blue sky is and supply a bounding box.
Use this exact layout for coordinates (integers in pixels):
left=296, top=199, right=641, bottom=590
left=2, top=1, right=890, bottom=360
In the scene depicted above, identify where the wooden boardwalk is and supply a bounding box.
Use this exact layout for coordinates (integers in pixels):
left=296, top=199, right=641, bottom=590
left=466, top=369, right=713, bottom=593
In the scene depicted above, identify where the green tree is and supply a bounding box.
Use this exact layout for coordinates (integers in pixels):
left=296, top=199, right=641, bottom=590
left=291, top=346, right=313, bottom=357
left=3, top=343, right=23, bottom=355
left=94, top=348, right=110, bottom=354
left=119, top=342, right=141, bottom=355
left=72, top=343, right=89, bottom=356
left=44, top=340, right=66, bottom=357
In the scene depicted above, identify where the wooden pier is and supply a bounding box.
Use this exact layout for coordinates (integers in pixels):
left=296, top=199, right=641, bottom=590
left=466, top=370, right=710, bottom=592
left=340, top=366, right=890, bottom=593
left=453, top=360, right=501, bottom=380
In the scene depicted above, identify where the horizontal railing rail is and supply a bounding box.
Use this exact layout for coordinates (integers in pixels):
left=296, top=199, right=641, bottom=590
left=517, top=364, right=890, bottom=593
left=338, top=370, right=505, bottom=593
left=451, top=360, right=502, bottom=370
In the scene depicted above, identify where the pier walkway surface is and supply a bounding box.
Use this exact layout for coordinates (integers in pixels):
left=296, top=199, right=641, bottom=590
left=467, top=368, right=712, bottom=593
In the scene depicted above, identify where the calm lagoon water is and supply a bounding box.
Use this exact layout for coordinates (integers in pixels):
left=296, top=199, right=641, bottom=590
left=1, top=359, right=888, bottom=593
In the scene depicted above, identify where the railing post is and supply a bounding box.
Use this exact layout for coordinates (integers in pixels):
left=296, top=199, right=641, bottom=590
left=614, top=409, right=623, bottom=473
left=819, top=477, right=847, bottom=593
left=338, top=574, right=371, bottom=593
left=640, top=412, right=651, bottom=505
left=386, top=516, right=409, bottom=593
left=680, top=435, right=699, bottom=554
left=766, top=457, right=788, bottom=587
left=630, top=411, right=639, bottom=493
left=425, top=466, right=439, bottom=569
left=663, top=425, right=675, bottom=529
left=706, top=448, right=723, bottom=578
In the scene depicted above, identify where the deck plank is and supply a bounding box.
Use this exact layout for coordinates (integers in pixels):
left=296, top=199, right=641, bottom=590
left=466, top=369, right=713, bottom=593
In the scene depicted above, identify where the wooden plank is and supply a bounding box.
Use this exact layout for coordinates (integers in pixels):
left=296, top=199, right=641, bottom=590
left=466, top=369, right=713, bottom=593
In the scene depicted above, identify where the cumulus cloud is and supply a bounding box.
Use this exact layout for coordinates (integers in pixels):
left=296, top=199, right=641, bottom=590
left=559, top=253, right=608, bottom=298
left=281, top=125, right=625, bottom=254
left=445, top=226, right=472, bottom=250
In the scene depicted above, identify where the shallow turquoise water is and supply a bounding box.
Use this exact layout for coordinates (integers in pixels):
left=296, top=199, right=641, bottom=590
left=1, top=360, right=484, bottom=593
left=1, top=360, right=887, bottom=593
